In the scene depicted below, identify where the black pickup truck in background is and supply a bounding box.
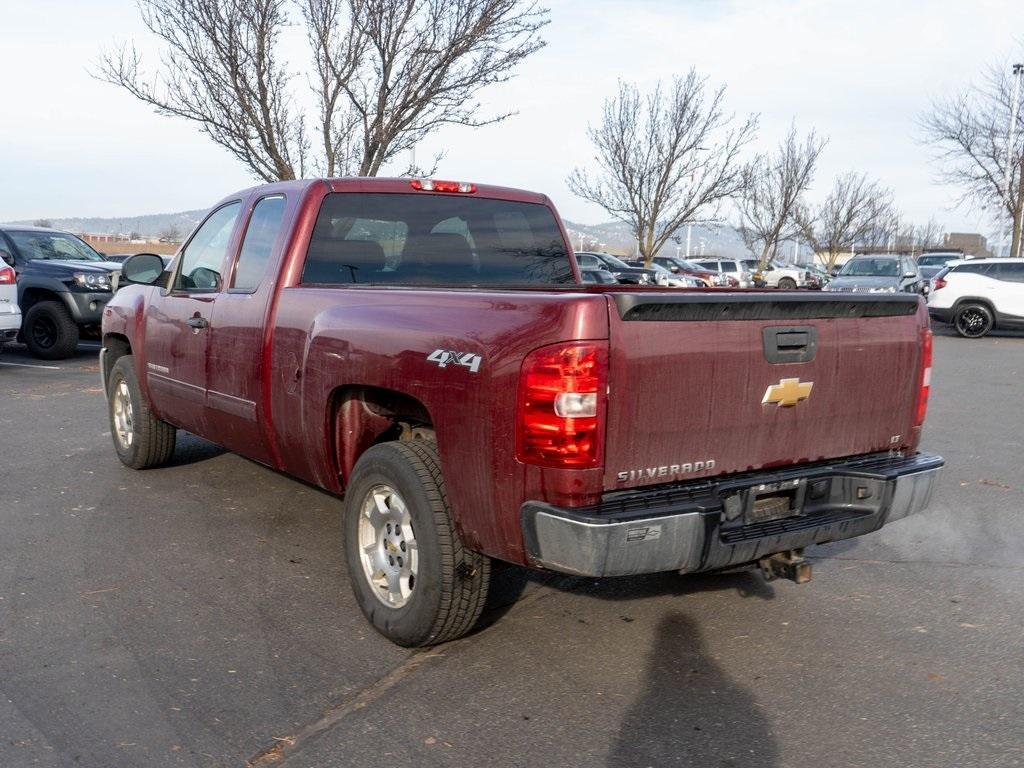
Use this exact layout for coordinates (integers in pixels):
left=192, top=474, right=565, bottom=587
left=0, top=226, right=120, bottom=359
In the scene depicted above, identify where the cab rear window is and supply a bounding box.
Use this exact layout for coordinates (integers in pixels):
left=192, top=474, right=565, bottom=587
left=301, top=193, right=573, bottom=286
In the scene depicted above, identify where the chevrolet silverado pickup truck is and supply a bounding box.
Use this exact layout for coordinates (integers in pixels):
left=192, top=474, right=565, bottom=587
left=100, top=177, right=943, bottom=646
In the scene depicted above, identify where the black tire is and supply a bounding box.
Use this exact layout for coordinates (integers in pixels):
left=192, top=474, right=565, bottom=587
left=954, top=302, right=994, bottom=338
left=343, top=440, right=491, bottom=646
left=23, top=300, right=79, bottom=359
left=777, top=277, right=797, bottom=290
left=108, top=355, right=177, bottom=469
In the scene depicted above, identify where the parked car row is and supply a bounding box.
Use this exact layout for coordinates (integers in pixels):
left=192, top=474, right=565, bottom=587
left=1, top=221, right=1020, bottom=358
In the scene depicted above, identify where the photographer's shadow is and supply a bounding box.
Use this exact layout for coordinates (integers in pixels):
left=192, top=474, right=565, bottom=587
left=609, top=611, right=779, bottom=768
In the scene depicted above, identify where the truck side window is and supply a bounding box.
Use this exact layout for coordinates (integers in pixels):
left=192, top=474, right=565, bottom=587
left=232, top=196, right=286, bottom=291
left=175, top=202, right=241, bottom=292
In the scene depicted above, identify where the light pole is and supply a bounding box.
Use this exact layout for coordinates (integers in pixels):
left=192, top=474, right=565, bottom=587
left=1002, top=63, right=1023, bottom=257
left=685, top=224, right=692, bottom=257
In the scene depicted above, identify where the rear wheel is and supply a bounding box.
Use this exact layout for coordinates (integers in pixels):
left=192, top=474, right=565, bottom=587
left=343, top=440, right=491, bottom=646
left=777, top=277, right=797, bottom=290
left=954, top=302, right=993, bottom=338
left=108, top=355, right=177, bottom=468
left=23, top=300, right=79, bottom=359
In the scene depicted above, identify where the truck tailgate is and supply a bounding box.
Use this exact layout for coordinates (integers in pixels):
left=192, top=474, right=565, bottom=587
left=604, top=292, right=925, bottom=491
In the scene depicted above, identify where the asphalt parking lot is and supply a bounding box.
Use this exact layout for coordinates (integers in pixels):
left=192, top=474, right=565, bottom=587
left=1, top=328, right=1022, bottom=768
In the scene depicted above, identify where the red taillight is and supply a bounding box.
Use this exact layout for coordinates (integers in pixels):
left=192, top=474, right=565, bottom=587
left=933, top=277, right=946, bottom=291
left=410, top=178, right=477, bottom=193
left=0, top=266, right=14, bottom=284
left=914, top=329, right=933, bottom=427
left=517, top=342, right=608, bottom=468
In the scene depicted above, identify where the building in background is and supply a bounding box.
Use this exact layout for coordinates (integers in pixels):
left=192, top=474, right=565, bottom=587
left=942, top=232, right=992, bottom=258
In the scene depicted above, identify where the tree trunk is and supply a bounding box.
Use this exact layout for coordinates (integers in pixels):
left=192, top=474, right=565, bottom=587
left=1014, top=165, right=1024, bottom=257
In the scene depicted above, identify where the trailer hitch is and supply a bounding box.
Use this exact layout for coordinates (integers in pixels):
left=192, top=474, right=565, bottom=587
left=759, top=550, right=812, bottom=584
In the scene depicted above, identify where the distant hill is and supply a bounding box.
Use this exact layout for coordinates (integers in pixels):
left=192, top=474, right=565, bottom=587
left=4, top=210, right=206, bottom=239
left=4, top=208, right=760, bottom=259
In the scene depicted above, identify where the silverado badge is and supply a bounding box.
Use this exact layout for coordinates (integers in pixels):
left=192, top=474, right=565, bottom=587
left=762, top=378, right=813, bottom=407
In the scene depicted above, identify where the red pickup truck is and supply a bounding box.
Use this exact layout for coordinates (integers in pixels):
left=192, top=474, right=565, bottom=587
left=101, top=177, right=943, bottom=646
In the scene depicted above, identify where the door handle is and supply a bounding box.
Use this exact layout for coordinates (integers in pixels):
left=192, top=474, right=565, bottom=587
left=187, top=316, right=209, bottom=330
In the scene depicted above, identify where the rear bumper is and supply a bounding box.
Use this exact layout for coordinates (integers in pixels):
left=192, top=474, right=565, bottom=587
left=0, top=311, right=20, bottom=336
left=928, top=306, right=954, bottom=324
left=521, top=452, right=943, bottom=578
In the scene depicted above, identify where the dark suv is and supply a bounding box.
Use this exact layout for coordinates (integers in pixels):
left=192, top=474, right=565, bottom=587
left=0, top=226, right=121, bottom=359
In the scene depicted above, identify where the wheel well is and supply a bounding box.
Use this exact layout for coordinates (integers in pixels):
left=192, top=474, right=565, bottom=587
left=20, top=287, right=65, bottom=314
left=330, top=386, right=434, bottom=485
left=952, top=297, right=996, bottom=317
left=101, top=334, right=132, bottom=390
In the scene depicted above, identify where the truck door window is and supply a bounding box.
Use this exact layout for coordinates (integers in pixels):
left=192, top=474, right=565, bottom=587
left=231, top=196, right=286, bottom=291
left=174, top=202, right=240, bottom=292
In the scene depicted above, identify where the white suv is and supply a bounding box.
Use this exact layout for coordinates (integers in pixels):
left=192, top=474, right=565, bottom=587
left=927, top=259, right=1024, bottom=338
left=0, top=256, right=21, bottom=349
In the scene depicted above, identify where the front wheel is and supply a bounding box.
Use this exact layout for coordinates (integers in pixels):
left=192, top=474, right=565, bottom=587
left=108, top=355, right=177, bottom=468
left=777, top=277, right=797, bottom=290
left=343, top=440, right=491, bottom=646
left=954, top=303, right=993, bottom=338
left=23, top=300, right=79, bottom=359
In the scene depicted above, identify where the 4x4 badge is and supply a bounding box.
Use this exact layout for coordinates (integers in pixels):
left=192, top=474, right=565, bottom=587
left=762, top=378, right=813, bottom=407
left=427, top=349, right=482, bottom=373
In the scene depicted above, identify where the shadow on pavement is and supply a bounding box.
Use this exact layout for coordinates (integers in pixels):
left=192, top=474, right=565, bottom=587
left=162, top=431, right=228, bottom=467
left=546, top=569, right=776, bottom=603
left=608, top=612, right=779, bottom=768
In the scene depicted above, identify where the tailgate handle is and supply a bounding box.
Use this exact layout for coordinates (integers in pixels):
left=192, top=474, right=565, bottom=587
left=763, top=326, right=817, bottom=364
left=776, top=331, right=809, bottom=348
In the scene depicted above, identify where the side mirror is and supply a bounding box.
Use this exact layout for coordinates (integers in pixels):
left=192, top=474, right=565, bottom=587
left=0, top=248, right=13, bottom=267
left=190, top=266, right=220, bottom=290
left=904, top=271, right=917, bottom=279
left=120, top=252, right=166, bottom=286
left=830, top=267, right=841, bottom=276
left=670, top=265, right=680, bottom=273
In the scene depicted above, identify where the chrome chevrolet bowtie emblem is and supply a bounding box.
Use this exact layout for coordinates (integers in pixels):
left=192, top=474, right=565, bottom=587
left=762, top=378, right=813, bottom=407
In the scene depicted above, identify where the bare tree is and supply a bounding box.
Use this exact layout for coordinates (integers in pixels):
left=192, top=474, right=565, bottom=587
left=33, top=218, right=53, bottom=228
left=99, top=0, right=307, bottom=182
left=892, top=216, right=944, bottom=256
left=796, top=172, right=895, bottom=271
left=736, top=126, right=826, bottom=268
left=567, top=72, right=757, bottom=267
left=159, top=224, right=184, bottom=242
left=98, top=0, right=547, bottom=181
left=921, top=55, right=1024, bottom=257
left=305, top=0, right=548, bottom=176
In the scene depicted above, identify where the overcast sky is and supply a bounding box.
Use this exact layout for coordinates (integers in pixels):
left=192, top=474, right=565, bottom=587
left=2, top=0, right=1022, bottom=237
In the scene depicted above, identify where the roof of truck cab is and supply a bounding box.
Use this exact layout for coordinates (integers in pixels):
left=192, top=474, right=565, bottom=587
left=210, top=177, right=553, bottom=211
left=325, top=177, right=551, bottom=205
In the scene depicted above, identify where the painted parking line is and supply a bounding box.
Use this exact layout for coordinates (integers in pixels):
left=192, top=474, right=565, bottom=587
left=0, top=361, right=62, bottom=370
